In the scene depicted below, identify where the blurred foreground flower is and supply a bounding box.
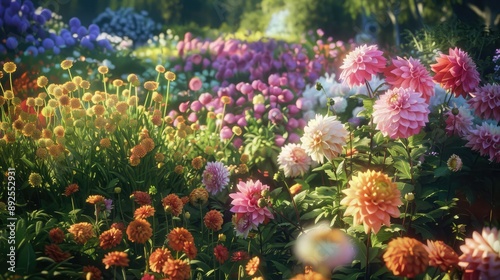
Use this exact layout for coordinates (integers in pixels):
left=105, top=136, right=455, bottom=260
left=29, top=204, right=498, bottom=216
left=294, top=223, right=355, bottom=277
left=458, top=227, right=500, bottom=279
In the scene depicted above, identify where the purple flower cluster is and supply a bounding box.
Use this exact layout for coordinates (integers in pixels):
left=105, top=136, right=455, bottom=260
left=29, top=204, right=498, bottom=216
left=92, top=8, right=160, bottom=46
left=0, top=0, right=113, bottom=56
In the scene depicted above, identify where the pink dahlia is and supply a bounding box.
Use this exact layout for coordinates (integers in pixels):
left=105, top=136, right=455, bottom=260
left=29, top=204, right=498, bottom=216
left=188, top=77, right=203, bottom=91
left=229, top=180, right=274, bottom=238
left=341, top=170, right=402, bottom=234
left=202, top=161, right=230, bottom=195
left=339, top=44, right=387, bottom=88
left=468, top=84, right=500, bottom=122
left=300, top=114, right=348, bottom=164
left=373, top=87, right=430, bottom=139
left=464, top=122, right=500, bottom=163
left=277, top=143, right=312, bottom=178
left=385, top=56, right=435, bottom=103
left=458, top=227, right=500, bottom=279
left=431, top=48, right=480, bottom=98
left=444, top=106, right=474, bottom=137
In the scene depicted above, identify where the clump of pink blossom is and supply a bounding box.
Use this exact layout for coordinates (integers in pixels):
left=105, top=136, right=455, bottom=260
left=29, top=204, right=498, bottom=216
left=468, top=84, right=500, bottom=122
left=464, top=122, right=500, bottom=163
left=444, top=106, right=474, bottom=137
left=339, top=44, right=387, bottom=88
left=277, top=143, right=312, bottom=178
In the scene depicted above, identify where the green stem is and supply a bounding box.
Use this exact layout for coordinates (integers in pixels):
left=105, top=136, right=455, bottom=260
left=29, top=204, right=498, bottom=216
left=365, top=232, right=371, bottom=280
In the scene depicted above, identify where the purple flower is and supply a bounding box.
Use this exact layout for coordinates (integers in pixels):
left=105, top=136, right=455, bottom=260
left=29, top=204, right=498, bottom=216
left=202, top=162, right=230, bottom=195
left=220, top=126, right=233, bottom=140
left=42, top=38, right=54, bottom=49
left=5, top=37, right=18, bottom=49
left=268, top=108, right=284, bottom=124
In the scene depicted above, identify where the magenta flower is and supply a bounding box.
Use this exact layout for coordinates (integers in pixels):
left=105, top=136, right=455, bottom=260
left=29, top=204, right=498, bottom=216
left=229, top=180, right=274, bottom=238
left=464, top=122, right=500, bottom=163
left=189, top=77, right=203, bottom=91
left=339, top=44, right=387, bottom=88
left=431, top=48, right=480, bottom=98
left=202, top=162, right=230, bottom=195
left=373, top=87, right=430, bottom=139
left=444, top=106, right=474, bottom=137
left=468, top=84, right=500, bottom=122
left=277, top=143, right=312, bottom=178
left=385, top=57, right=435, bottom=103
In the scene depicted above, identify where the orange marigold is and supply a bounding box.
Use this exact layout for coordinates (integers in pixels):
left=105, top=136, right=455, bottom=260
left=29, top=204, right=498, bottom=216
left=83, top=265, right=103, bottom=280
left=204, top=210, right=223, bottom=231
left=183, top=241, right=197, bottom=259
left=162, top=194, right=183, bottom=217
left=189, top=188, right=209, bottom=207
left=126, top=219, right=152, bottom=244
left=163, top=258, right=190, bottom=280
left=99, top=228, right=123, bottom=250
left=383, top=237, right=429, bottom=278
left=45, top=244, right=71, bottom=262
left=426, top=240, right=459, bottom=272
left=68, top=222, right=94, bottom=244
left=86, top=195, right=105, bottom=205
left=149, top=247, right=172, bottom=273
left=246, top=256, right=260, bottom=276
left=340, top=170, right=402, bottom=234
left=131, top=191, right=152, bottom=206
left=49, top=227, right=65, bottom=244
left=64, top=183, right=79, bottom=196
left=167, top=227, right=194, bottom=251
left=134, top=205, right=156, bottom=219
left=102, top=251, right=129, bottom=269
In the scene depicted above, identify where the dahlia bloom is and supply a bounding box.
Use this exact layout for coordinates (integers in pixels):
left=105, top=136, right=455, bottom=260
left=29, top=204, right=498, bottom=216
left=131, top=191, right=151, bottom=205
left=444, top=106, right=474, bottom=137
left=232, top=213, right=256, bottom=239
left=426, top=240, right=459, bottom=272
left=300, top=114, right=348, bottom=164
left=465, top=122, right=500, bottom=163
left=68, top=222, right=95, bottom=244
left=49, top=228, right=65, bottom=244
left=83, top=265, right=102, bottom=280
left=134, top=205, right=156, bottom=219
left=167, top=227, right=194, bottom=252
left=189, top=188, right=209, bottom=207
left=99, top=228, right=123, bottom=250
left=468, top=84, right=500, bottom=122
left=431, top=47, right=480, bottom=98
left=294, top=223, right=355, bottom=272
left=163, top=258, right=191, bottom=280
left=373, top=87, right=430, bottom=139
left=214, top=244, right=229, bottom=264
left=162, top=194, right=184, bottom=216
left=202, top=161, right=230, bottom=195
left=204, top=210, right=224, bottom=231
left=459, top=227, right=500, bottom=279
left=229, top=180, right=274, bottom=238
left=385, top=56, right=435, bottom=103
left=102, top=251, right=129, bottom=269
left=149, top=248, right=172, bottom=274
left=339, top=44, right=387, bottom=88
left=126, top=219, right=152, bottom=244
left=383, top=237, right=429, bottom=278
left=246, top=256, right=260, bottom=276
left=45, top=244, right=71, bottom=262
left=277, top=143, right=312, bottom=177
left=341, top=170, right=402, bottom=234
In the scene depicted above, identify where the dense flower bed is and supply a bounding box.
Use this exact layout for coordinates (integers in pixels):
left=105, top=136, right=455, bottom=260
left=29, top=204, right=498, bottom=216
left=1, top=3, right=500, bottom=280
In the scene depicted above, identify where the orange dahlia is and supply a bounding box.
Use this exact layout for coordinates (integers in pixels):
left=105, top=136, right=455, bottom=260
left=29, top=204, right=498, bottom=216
left=83, top=265, right=103, bottom=280
left=383, top=237, right=429, bottom=278
left=246, top=256, right=260, bottom=276
left=214, top=244, right=229, bottom=264
left=425, top=240, right=459, bottom=272
left=68, top=222, right=95, bottom=244
left=134, top=205, right=156, bottom=220
left=49, top=227, right=65, bottom=244
left=126, top=219, right=152, bottom=244
left=183, top=241, right=197, bottom=259
left=340, top=170, right=402, bottom=234
left=86, top=195, right=105, bottom=205
left=167, top=227, right=194, bottom=251
left=149, top=247, right=172, bottom=273
left=44, top=244, right=71, bottom=262
left=290, top=271, right=329, bottom=280
left=162, top=194, right=184, bottom=217
left=131, top=191, right=152, bottom=206
left=189, top=188, right=209, bottom=207
left=203, top=210, right=223, bottom=231
left=99, top=228, right=123, bottom=250
left=63, top=183, right=79, bottom=196
left=163, top=258, right=190, bottom=280
left=102, top=251, right=129, bottom=269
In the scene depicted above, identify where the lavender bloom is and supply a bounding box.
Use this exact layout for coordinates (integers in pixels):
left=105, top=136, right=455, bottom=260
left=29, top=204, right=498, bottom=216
left=202, top=162, right=230, bottom=195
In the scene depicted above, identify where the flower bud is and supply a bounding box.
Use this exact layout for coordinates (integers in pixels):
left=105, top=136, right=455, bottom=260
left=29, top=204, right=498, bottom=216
left=257, top=198, right=268, bottom=208
left=114, top=187, right=121, bottom=194
left=315, top=82, right=323, bottom=91
left=404, top=192, right=414, bottom=201
left=218, top=234, right=226, bottom=242
left=184, top=212, right=191, bottom=219
left=260, top=189, right=269, bottom=197
left=451, top=108, right=459, bottom=116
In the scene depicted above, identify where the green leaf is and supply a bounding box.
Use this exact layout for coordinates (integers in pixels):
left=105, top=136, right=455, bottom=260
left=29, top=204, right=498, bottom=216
left=270, top=260, right=292, bottom=278
left=301, top=208, right=324, bottom=220
left=393, top=161, right=412, bottom=180
left=434, top=166, right=450, bottom=178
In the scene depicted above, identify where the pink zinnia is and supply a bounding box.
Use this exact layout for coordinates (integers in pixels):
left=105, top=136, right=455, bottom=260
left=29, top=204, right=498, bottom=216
left=444, top=106, right=473, bottom=137
left=229, top=180, right=273, bottom=238
left=464, top=122, right=500, bottom=163
left=339, top=44, right=387, bottom=88
left=431, top=47, right=480, bottom=98
left=189, top=77, right=203, bottom=91
left=385, top=56, right=435, bottom=103
left=277, top=143, right=312, bottom=178
left=373, top=87, right=430, bottom=139
left=202, top=162, right=230, bottom=195
left=458, top=227, right=500, bottom=279
left=300, top=114, right=348, bottom=164
left=468, top=84, right=500, bottom=122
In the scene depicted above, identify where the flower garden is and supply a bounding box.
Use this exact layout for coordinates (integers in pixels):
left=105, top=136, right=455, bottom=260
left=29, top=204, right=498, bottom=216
left=1, top=1, right=500, bottom=280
